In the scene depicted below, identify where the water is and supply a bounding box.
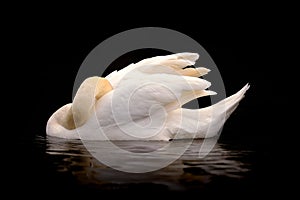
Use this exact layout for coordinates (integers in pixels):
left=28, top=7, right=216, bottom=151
left=12, top=135, right=272, bottom=196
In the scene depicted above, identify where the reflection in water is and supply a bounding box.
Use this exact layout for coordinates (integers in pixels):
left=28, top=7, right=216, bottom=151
left=42, top=136, right=254, bottom=192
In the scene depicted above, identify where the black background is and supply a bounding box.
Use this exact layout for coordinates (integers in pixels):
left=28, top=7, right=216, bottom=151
left=13, top=20, right=276, bottom=140
left=5, top=6, right=290, bottom=197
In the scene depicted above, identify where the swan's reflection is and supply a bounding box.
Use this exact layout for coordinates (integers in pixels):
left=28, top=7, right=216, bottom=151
left=45, top=136, right=252, bottom=191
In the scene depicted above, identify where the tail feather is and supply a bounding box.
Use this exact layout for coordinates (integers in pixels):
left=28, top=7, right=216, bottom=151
left=166, top=84, right=250, bottom=139
left=220, top=83, right=249, bottom=118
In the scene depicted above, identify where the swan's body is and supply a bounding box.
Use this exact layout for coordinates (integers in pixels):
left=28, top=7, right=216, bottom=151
left=46, top=53, right=249, bottom=141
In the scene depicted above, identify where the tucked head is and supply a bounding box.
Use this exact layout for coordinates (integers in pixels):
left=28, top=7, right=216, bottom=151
left=58, top=77, right=113, bottom=130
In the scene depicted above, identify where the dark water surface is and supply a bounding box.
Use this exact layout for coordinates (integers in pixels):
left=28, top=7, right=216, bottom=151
left=12, top=135, right=276, bottom=196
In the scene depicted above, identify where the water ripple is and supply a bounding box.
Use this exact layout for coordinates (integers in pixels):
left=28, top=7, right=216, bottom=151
left=29, top=135, right=257, bottom=192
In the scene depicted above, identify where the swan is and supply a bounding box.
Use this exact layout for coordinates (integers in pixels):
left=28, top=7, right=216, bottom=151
left=46, top=53, right=249, bottom=140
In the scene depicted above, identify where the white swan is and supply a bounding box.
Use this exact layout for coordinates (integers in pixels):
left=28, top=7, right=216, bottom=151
left=46, top=53, right=249, bottom=140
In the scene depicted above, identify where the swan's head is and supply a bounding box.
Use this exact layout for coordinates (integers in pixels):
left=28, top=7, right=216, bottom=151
left=46, top=77, right=113, bottom=137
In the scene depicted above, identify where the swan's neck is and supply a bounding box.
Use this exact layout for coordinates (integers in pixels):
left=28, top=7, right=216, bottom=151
left=60, top=107, right=76, bottom=130
left=58, top=77, right=113, bottom=130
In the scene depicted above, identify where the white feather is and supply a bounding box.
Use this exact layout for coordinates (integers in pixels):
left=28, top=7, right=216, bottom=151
left=46, top=53, right=249, bottom=140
